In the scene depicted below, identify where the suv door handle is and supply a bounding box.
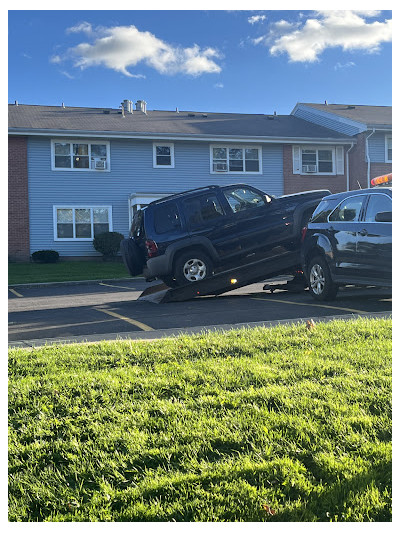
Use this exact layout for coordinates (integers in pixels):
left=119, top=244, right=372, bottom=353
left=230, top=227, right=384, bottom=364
left=358, top=229, right=368, bottom=237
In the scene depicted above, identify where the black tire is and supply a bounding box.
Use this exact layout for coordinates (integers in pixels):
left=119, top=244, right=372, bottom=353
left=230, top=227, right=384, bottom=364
left=173, top=251, right=213, bottom=285
left=307, top=255, right=338, bottom=301
left=120, top=238, right=145, bottom=277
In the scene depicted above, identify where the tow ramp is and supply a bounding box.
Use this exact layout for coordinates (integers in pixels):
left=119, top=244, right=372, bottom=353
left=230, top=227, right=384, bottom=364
left=138, top=251, right=303, bottom=303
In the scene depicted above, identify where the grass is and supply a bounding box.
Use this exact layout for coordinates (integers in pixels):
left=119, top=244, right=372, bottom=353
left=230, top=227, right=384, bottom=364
left=8, top=318, right=392, bottom=522
left=8, top=261, right=130, bottom=285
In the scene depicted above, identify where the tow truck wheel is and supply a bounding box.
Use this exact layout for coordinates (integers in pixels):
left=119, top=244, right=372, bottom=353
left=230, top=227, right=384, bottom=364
left=307, top=255, right=338, bottom=301
left=174, top=251, right=213, bottom=285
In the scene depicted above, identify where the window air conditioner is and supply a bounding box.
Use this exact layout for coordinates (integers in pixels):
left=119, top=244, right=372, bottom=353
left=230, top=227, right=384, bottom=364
left=94, top=159, right=107, bottom=170
left=302, top=164, right=317, bottom=173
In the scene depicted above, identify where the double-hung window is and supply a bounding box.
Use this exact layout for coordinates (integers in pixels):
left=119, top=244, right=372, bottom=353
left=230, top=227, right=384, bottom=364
left=54, top=206, right=112, bottom=240
left=385, top=135, right=392, bottom=163
left=302, top=148, right=333, bottom=173
left=211, top=146, right=261, bottom=174
left=52, top=140, right=110, bottom=171
left=153, top=143, right=175, bottom=168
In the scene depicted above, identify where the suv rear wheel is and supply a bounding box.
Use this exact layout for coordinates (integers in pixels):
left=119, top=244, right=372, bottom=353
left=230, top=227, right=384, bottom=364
left=174, top=251, right=213, bottom=285
left=307, top=255, right=338, bottom=301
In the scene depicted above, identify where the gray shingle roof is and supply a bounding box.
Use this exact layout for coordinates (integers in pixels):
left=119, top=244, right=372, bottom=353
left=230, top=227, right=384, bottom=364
left=299, top=103, right=392, bottom=126
left=8, top=104, right=353, bottom=140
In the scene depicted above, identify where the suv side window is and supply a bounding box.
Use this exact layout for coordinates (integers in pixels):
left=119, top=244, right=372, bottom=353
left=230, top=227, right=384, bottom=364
left=153, top=202, right=182, bottom=234
left=310, top=199, right=337, bottom=223
left=223, top=186, right=267, bottom=213
left=364, top=194, right=392, bottom=222
left=183, top=193, right=225, bottom=229
left=328, top=195, right=365, bottom=223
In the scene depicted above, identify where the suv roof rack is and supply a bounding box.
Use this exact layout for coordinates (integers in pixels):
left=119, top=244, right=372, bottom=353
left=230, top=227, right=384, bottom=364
left=149, top=185, right=220, bottom=205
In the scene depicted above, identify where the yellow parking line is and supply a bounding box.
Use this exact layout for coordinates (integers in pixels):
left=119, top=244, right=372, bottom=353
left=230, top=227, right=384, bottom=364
left=251, top=296, right=367, bottom=315
left=99, top=282, right=137, bottom=290
left=94, top=308, right=154, bottom=331
left=9, top=318, right=119, bottom=334
left=9, top=288, right=23, bottom=298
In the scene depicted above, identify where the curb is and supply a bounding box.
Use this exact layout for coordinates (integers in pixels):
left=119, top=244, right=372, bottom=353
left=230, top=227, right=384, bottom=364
left=8, top=311, right=392, bottom=349
left=8, top=277, right=144, bottom=290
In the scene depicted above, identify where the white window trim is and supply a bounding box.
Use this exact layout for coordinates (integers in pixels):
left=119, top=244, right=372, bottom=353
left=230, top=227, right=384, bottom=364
left=210, top=145, right=262, bottom=175
left=299, top=145, right=336, bottom=175
left=53, top=205, right=113, bottom=241
left=51, top=139, right=111, bottom=172
left=385, top=134, right=392, bottom=163
left=153, top=142, right=175, bottom=168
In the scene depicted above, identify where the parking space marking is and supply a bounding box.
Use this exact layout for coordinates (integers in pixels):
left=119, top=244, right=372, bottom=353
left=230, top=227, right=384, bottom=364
left=9, top=318, right=120, bottom=335
left=99, top=282, right=138, bottom=290
left=9, top=288, right=23, bottom=298
left=251, top=296, right=368, bottom=314
left=94, top=308, right=154, bottom=331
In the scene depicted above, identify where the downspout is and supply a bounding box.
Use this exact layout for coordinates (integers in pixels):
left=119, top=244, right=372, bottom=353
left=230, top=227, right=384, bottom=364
left=345, top=143, right=355, bottom=191
left=365, top=129, right=375, bottom=188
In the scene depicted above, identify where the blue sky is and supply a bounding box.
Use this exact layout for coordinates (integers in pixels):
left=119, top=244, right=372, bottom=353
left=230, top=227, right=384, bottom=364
left=8, top=8, right=392, bottom=115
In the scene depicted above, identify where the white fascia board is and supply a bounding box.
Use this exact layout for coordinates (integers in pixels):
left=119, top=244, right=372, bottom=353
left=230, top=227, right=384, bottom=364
left=8, top=128, right=352, bottom=145
left=291, top=104, right=367, bottom=133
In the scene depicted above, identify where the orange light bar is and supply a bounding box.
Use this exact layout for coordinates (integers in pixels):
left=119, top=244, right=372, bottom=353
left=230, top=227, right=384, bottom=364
left=371, top=173, right=392, bottom=186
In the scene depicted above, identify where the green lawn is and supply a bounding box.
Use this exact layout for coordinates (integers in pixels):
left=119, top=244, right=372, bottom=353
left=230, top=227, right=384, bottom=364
left=8, top=261, right=130, bottom=285
left=8, top=318, right=392, bottom=522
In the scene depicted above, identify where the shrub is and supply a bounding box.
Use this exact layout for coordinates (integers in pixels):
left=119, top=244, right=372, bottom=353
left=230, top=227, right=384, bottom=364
left=31, top=250, right=60, bottom=263
left=93, top=232, right=124, bottom=258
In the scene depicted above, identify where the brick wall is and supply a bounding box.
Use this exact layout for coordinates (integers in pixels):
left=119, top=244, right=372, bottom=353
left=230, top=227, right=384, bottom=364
left=283, top=144, right=348, bottom=195
left=9, top=136, right=30, bottom=261
left=348, top=132, right=392, bottom=189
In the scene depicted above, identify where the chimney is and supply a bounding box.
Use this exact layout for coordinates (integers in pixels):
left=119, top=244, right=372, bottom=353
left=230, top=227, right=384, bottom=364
left=135, top=100, right=147, bottom=114
left=122, top=99, right=133, bottom=114
left=176, top=107, right=179, bottom=113
left=324, top=100, right=328, bottom=105
left=14, top=100, right=18, bottom=106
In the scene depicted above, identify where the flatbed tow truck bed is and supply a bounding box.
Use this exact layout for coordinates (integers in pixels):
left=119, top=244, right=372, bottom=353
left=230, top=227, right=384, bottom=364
left=138, top=250, right=304, bottom=303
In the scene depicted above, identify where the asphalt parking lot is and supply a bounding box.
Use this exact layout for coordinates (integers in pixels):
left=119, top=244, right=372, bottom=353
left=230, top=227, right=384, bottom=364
left=8, top=277, right=392, bottom=348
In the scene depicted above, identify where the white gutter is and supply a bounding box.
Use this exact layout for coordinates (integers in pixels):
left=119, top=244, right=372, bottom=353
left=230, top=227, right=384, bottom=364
left=345, top=143, right=355, bottom=191
left=365, top=129, right=376, bottom=189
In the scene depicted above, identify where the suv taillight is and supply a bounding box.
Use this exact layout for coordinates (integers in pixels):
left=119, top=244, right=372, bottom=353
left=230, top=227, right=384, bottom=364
left=145, top=239, right=158, bottom=258
left=300, top=226, right=308, bottom=243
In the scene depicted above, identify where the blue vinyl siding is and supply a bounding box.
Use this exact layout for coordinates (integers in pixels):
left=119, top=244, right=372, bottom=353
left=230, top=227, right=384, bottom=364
left=368, top=131, right=391, bottom=162
left=293, top=106, right=363, bottom=136
left=27, top=137, right=284, bottom=256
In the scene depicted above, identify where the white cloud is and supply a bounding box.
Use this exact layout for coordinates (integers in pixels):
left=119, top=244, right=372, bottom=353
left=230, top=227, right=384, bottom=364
left=334, top=61, right=356, bottom=70
left=60, top=71, right=75, bottom=79
left=66, top=22, right=93, bottom=35
left=248, top=15, right=266, bottom=25
left=254, top=11, right=391, bottom=62
left=214, top=82, right=224, bottom=88
left=56, top=24, right=222, bottom=77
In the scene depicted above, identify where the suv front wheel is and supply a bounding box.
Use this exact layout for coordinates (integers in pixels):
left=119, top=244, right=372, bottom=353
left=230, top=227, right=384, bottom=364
left=307, top=255, right=338, bottom=301
left=174, top=251, right=213, bottom=285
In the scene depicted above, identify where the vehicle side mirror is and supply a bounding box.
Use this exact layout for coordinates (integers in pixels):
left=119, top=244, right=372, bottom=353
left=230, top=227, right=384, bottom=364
left=375, top=211, right=392, bottom=222
left=264, top=195, right=272, bottom=204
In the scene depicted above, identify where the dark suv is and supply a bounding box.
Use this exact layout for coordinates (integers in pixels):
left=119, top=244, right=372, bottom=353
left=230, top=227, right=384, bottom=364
left=301, top=186, right=392, bottom=300
left=121, top=184, right=330, bottom=286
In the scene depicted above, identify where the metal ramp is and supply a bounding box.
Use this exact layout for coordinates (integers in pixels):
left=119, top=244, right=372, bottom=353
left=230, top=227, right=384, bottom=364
left=138, top=251, right=302, bottom=303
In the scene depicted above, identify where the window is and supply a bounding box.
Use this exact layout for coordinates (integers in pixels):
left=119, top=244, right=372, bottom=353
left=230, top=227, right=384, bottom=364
left=211, top=146, right=261, bottom=173
left=223, top=186, right=267, bottom=213
left=54, top=206, right=112, bottom=240
left=153, top=143, right=175, bottom=168
left=364, top=194, right=392, bottom=223
left=302, top=148, right=333, bottom=173
left=52, top=140, right=110, bottom=171
left=328, top=196, right=364, bottom=223
left=385, top=136, right=392, bottom=163
left=154, top=202, right=182, bottom=234
left=183, top=193, right=225, bottom=229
